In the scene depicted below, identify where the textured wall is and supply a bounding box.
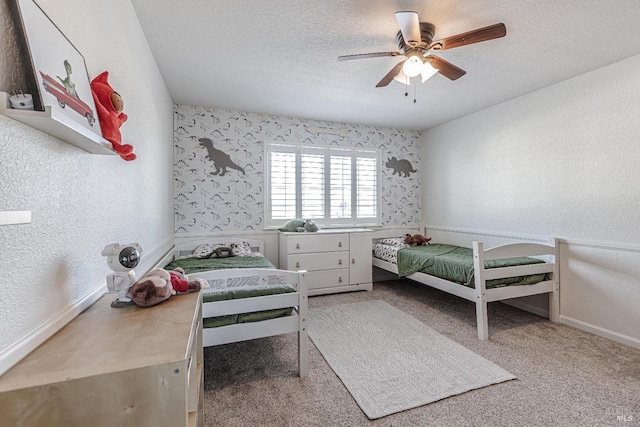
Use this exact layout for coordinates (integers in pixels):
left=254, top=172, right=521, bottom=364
left=0, top=0, right=174, bottom=364
left=173, top=105, right=422, bottom=233
left=421, top=54, right=640, bottom=345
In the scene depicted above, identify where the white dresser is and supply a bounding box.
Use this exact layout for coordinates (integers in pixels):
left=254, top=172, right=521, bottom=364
left=279, top=228, right=373, bottom=296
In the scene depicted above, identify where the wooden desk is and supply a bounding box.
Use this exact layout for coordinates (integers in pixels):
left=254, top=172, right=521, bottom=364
left=0, top=292, right=203, bottom=427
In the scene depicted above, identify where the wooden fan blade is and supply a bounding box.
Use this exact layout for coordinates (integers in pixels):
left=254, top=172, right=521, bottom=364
left=425, top=55, right=466, bottom=80
left=338, top=51, right=402, bottom=61
left=429, top=23, right=506, bottom=51
left=395, top=11, right=421, bottom=46
left=376, top=61, right=405, bottom=87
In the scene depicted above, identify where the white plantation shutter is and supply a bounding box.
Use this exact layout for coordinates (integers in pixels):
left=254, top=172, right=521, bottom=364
left=330, top=153, right=351, bottom=218
left=266, top=142, right=379, bottom=227
left=301, top=150, right=325, bottom=218
left=356, top=155, right=377, bottom=219
left=267, top=145, right=297, bottom=219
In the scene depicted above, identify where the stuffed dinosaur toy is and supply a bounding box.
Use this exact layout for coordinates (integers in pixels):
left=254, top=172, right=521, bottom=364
left=278, top=219, right=319, bottom=232
left=91, top=71, right=136, bottom=161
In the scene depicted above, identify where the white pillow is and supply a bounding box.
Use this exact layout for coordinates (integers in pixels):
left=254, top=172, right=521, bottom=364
left=379, top=237, right=409, bottom=247
left=192, top=242, right=228, bottom=258
left=192, top=243, right=214, bottom=258
left=192, top=241, right=253, bottom=258
left=230, top=241, right=252, bottom=256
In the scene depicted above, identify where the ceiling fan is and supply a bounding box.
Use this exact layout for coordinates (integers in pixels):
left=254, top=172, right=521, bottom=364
left=338, top=11, right=506, bottom=87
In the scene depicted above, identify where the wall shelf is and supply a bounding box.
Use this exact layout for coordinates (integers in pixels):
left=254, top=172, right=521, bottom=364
left=0, top=92, right=115, bottom=155
left=0, top=211, right=31, bottom=226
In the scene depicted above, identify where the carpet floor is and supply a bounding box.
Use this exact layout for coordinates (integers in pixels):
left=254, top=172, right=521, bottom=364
left=202, top=279, right=640, bottom=427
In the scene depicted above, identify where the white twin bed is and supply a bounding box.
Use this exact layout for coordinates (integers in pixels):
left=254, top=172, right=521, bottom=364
left=371, top=231, right=560, bottom=340
left=155, top=238, right=308, bottom=377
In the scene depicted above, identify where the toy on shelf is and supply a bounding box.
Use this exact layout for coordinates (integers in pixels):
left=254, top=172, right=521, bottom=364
left=8, top=92, right=34, bottom=110
left=101, top=242, right=143, bottom=307
left=90, top=71, right=136, bottom=161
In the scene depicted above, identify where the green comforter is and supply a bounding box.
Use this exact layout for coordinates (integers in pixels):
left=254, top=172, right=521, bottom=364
left=202, top=284, right=296, bottom=328
left=164, top=255, right=275, bottom=275
left=165, top=255, right=291, bottom=328
left=397, top=244, right=547, bottom=288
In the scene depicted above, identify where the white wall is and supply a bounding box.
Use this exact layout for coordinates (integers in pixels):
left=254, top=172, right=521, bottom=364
left=0, top=0, right=174, bottom=374
left=420, top=54, right=640, bottom=347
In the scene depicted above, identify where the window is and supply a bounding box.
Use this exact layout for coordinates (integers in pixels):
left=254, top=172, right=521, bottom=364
left=266, top=143, right=380, bottom=227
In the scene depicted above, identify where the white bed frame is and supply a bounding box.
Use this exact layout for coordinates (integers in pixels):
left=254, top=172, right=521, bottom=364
left=153, top=239, right=308, bottom=376
left=372, top=233, right=560, bottom=340
left=156, top=238, right=266, bottom=266
left=191, top=268, right=308, bottom=377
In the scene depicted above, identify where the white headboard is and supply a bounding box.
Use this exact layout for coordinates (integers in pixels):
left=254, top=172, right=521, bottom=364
left=154, top=238, right=265, bottom=269
left=371, top=226, right=423, bottom=241
left=175, top=238, right=264, bottom=256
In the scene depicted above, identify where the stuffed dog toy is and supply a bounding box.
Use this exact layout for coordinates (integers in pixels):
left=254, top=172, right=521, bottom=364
left=404, top=233, right=431, bottom=246
left=129, top=267, right=208, bottom=307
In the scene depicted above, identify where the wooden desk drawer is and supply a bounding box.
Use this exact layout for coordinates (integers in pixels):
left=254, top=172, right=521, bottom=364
left=286, top=233, right=349, bottom=254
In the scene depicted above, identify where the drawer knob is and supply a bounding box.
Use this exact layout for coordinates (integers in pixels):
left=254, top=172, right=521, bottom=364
left=338, top=276, right=343, bottom=283
left=296, top=243, right=300, bottom=249
left=296, top=262, right=300, bottom=268
left=352, top=258, right=355, bottom=264
left=338, top=259, right=342, bottom=265
left=338, top=242, right=343, bottom=247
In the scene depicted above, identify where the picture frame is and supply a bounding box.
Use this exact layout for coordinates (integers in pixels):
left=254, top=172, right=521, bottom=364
left=8, top=0, right=102, bottom=137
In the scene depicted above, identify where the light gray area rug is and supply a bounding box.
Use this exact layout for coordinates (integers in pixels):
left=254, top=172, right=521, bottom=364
left=308, top=299, right=516, bottom=419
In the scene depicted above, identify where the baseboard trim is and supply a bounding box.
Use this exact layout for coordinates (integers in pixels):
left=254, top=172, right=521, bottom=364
left=136, top=236, right=174, bottom=275
left=559, top=315, right=640, bottom=350
left=0, top=284, right=106, bottom=377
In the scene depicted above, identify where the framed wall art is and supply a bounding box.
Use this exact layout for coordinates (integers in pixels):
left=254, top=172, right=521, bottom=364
left=9, top=0, right=102, bottom=138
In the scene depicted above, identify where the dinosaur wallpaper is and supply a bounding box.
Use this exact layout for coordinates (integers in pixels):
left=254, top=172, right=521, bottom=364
left=173, top=104, right=422, bottom=233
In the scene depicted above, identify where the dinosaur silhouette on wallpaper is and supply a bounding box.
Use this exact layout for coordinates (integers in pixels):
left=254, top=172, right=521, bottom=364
left=385, top=156, right=417, bottom=177
left=198, top=137, right=246, bottom=176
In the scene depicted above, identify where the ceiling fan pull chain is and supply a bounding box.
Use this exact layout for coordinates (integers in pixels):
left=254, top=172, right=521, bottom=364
left=413, top=83, right=417, bottom=103
left=404, top=76, right=409, bottom=97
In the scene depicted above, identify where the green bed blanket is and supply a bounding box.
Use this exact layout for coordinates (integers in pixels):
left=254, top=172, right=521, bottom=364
left=396, top=244, right=547, bottom=288
left=165, top=254, right=275, bottom=274
left=202, top=284, right=296, bottom=328
left=164, top=255, right=294, bottom=328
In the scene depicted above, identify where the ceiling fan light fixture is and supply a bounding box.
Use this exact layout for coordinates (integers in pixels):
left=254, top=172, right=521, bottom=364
left=402, top=55, right=423, bottom=78
left=421, top=61, right=438, bottom=82
left=393, top=69, right=411, bottom=85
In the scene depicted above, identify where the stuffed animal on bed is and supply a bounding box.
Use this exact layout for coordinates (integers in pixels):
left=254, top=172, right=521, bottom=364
left=129, top=267, right=208, bottom=307
left=404, top=233, right=431, bottom=246
left=91, top=71, right=136, bottom=161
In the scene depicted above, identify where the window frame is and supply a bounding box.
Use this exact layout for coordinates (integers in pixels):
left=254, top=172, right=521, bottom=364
left=265, top=142, right=381, bottom=228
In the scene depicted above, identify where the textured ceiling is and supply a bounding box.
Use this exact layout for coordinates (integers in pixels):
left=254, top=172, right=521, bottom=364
left=130, top=0, right=640, bottom=131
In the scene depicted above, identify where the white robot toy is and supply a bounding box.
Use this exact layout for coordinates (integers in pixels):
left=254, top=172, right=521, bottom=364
left=102, top=242, right=143, bottom=307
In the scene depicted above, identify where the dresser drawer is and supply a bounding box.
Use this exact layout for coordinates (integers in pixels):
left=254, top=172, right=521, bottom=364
left=306, top=269, right=349, bottom=290
left=285, top=233, right=349, bottom=254
left=288, top=251, right=348, bottom=272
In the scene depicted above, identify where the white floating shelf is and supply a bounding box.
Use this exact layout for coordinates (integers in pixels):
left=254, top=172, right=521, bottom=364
left=0, top=92, right=116, bottom=155
left=0, top=211, right=31, bottom=226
